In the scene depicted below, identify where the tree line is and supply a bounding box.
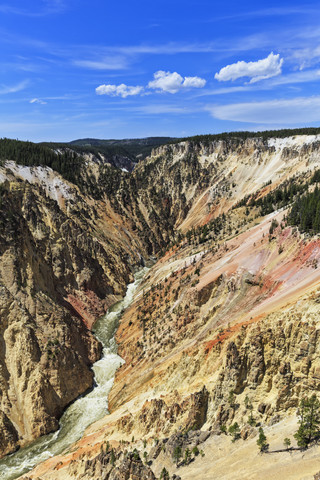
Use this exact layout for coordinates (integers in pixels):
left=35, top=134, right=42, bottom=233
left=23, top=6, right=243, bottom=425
left=0, top=138, right=83, bottom=186
left=171, top=127, right=320, bottom=147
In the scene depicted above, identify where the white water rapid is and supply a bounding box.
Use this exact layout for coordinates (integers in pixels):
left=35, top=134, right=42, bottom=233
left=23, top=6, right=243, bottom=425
left=0, top=267, right=148, bottom=480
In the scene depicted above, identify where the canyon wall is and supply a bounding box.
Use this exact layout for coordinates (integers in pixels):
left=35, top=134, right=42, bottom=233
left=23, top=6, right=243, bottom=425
left=2, top=134, right=320, bottom=478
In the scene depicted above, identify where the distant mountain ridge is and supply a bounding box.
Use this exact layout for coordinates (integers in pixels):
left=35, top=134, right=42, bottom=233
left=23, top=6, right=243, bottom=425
left=40, top=136, right=175, bottom=172
left=69, top=136, right=175, bottom=165
left=69, top=136, right=174, bottom=147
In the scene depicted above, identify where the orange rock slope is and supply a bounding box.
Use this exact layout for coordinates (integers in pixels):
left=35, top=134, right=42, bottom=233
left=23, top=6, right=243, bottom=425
left=14, top=133, right=320, bottom=479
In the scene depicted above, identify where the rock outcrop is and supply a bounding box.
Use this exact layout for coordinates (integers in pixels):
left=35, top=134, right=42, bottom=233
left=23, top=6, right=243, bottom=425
left=3, top=133, right=320, bottom=478
left=0, top=170, right=146, bottom=456
left=67, top=448, right=156, bottom=480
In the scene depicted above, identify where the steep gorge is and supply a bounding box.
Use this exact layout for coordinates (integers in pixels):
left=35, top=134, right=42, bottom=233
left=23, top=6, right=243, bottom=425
left=2, top=133, right=320, bottom=478
left=0, top=160, right=158, bottom=457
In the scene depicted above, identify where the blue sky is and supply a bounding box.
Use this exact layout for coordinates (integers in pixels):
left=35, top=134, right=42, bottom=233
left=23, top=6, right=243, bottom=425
left=1, top=0, right=320, bottom=141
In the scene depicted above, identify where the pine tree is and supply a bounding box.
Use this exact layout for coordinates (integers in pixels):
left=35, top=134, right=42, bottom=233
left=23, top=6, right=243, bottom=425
left=160, top=467, right=170, bottom=480
left=228, top=422, right=240, bottom=442
left=283, top=438, right=291, bottom=450
left=248, top=410, right=256, bottom=426
left=192, top=445, right=199, bottom=456
left=294, top=394, right=320, bottom=448
left=110, top=448, right=116, bottom=465
left=228, top=390, right=236, bottom=408
left=184, top=447, right=191, bottom=464
left=173, top=445, right=182, bottom=465
left=257, top=427, right=269, bottom=453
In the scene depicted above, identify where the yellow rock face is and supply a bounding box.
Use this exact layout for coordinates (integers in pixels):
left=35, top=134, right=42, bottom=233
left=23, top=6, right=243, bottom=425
left=4, top=134, right=320, bottom=479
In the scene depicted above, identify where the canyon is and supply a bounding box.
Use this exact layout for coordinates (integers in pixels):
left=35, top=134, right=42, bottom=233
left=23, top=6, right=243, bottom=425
left=1, top=131, right=320, bottom=479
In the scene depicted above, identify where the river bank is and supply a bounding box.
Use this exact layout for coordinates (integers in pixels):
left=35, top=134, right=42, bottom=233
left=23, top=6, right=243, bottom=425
left=0, top=268, right=148, bottom=480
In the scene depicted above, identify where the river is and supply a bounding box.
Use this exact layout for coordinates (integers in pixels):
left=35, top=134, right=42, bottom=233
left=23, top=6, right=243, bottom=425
left=0, top=267, right=147, bottom=480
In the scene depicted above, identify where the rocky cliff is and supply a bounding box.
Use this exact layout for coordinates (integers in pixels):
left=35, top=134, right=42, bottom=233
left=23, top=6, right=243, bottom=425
left=3, top=133, right=320, bottom=478
left=0, top=161, right=152, bottom=456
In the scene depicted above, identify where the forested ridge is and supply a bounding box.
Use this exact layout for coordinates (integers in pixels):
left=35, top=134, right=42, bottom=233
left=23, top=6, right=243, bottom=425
left=174, top=127, right=320, bottom=146
left=68, top=136, right=174, bottom=160
left=289, top=186, right=320, bottom=233
left=0, top=138, right=83, bottom=185
left=3, top=131, right=320, bottom=237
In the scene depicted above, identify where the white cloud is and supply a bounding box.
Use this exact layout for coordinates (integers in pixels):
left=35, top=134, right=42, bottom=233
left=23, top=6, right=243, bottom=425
left=194, top=69, right=320, bottom=98
left=0, top=80, right=29, bottom=94
left=266, top=68, right=320, bottom=85
left=96, top=72, right=206, bottom=98
left=113, top=43, right=217, bottom=55
left=214, top=52, right=283, bottom=83
left=194, top=85, right=251, bottom=97
left=207, top=96, right=320, bottom=124
left=148, top=71, right=206, bottom=93
left=290, top=45, right=320, bottom=70
left=95, top=84, right=144, bottom=98
left=148, top=71, right=183, bottom=93
left=70, top=43, right=219, bottom=73
left=74, top=56, right=128, bottom=71
left=136, top=104, right=195, bottom=114
left=30, top=98, right=47, bottom=105
left=183, top=76, right=206, bottom=88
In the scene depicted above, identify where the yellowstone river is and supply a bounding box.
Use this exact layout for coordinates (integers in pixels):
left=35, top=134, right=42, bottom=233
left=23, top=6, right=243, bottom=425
left=0, top=268, right=147, bottom=480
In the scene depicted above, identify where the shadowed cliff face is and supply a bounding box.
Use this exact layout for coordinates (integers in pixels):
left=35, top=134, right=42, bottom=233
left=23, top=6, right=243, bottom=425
left=0, top=170, right=154, bottom=456
left=3, top=134, right=320, bottom=478
left=0, top=181, right=125, bottom=455
left=1, top=142, right=199, bottom=457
